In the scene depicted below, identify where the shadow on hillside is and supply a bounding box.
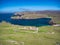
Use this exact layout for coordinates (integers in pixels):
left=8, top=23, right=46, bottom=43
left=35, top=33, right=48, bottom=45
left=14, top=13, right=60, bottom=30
left=0, top=13, right=52, bottom=27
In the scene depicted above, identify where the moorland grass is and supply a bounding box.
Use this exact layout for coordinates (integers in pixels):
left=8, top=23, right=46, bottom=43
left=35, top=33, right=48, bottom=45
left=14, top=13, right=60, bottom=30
left=0, top=21, right=60, bottom=45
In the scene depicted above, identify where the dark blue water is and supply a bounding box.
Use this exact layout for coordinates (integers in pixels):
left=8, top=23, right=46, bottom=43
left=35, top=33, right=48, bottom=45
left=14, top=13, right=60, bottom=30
left=0, top=13, right=51, bottom=27
left=0, top=13, right=12, bottom=22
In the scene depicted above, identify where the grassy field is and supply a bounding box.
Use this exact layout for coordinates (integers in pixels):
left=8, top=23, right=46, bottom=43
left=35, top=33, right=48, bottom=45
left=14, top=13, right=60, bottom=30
left=0, top=21, right=60, bottom=45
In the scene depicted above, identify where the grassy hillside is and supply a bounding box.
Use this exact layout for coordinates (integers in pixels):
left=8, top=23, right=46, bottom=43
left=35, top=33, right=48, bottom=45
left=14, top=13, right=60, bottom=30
left=11, top=12, right=49, bottom=19
left=0, top=10, right=60, bottom=45
left=0, top=21, right=60, bottom=45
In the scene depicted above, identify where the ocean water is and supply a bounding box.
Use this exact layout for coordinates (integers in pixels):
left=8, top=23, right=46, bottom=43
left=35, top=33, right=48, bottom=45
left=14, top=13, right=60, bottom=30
left=0, top=13, right=51, bottom=27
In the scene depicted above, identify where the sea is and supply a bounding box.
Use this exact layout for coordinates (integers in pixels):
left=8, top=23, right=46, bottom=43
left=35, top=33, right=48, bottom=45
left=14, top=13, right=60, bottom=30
left=0, top=13, right=51, bottom=27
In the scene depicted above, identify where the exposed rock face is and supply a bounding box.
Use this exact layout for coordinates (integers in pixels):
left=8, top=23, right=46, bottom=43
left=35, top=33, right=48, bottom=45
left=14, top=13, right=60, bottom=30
left=49, top=20, right=55, bottom=25
left=11, top=12, right=24, bottom=19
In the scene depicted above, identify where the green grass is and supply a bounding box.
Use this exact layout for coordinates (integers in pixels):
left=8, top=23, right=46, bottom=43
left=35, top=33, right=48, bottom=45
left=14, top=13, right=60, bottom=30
left=0, top=21, right=60, bottom=45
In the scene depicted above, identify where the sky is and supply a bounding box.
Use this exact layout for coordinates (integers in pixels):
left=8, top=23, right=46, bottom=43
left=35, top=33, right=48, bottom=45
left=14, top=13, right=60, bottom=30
left=0, top=0, right=60, bottom=12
